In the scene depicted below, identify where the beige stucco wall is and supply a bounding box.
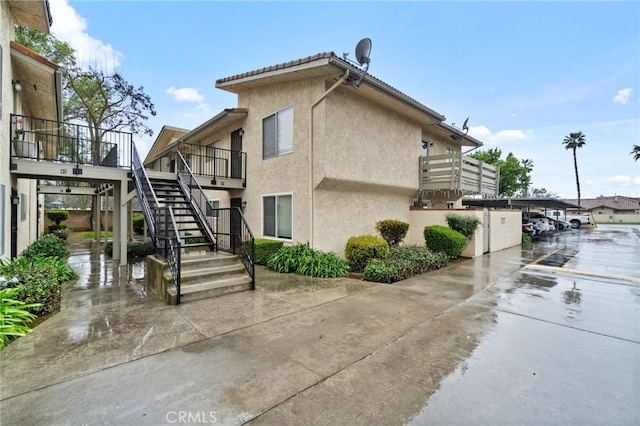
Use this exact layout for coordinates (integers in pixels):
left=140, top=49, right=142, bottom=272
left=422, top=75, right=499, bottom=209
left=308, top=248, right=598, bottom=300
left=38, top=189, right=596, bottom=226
left=488, top=210, right=522, bottom=252
left=591, top=208, right=640, bottom=223
left=407, top=208, right=521, bottom=257
left=1, top=1, right=13, bottom=259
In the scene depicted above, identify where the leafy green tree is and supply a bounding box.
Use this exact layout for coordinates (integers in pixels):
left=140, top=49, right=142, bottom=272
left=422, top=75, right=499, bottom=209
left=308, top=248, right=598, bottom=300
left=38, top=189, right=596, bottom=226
left=469, top=148, right=533, bottom=197
left=562, top=132, right=586, bottom=209
left=15, top=25, right=77, bottom=70
left=631, top=145, right=640, bottom=161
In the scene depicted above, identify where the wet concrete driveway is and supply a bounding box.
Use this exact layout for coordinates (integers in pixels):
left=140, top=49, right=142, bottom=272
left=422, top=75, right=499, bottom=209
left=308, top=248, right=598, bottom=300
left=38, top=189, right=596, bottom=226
left=1, top=225, right=638, bottom=425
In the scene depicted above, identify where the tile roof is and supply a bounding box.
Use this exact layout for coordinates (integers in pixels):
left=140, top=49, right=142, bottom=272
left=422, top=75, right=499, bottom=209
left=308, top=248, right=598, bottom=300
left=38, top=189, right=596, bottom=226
left=564, top=196, right=640, bottom=211
left=216, top=51, right=444, bottom=120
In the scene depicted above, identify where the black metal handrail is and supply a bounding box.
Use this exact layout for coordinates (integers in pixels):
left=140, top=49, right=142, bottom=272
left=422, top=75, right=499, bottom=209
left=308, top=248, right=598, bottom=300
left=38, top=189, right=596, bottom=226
left=131, top=143, right=159, bottom=241
left=209, top=207, right=255, bottom=288
left=155, top=207, right=182, bottom=304
left=177, top=142, right=247, bottom=185
left=176, top=151, right=217, bottom=249
left=10, top=113, right=132, bottom=167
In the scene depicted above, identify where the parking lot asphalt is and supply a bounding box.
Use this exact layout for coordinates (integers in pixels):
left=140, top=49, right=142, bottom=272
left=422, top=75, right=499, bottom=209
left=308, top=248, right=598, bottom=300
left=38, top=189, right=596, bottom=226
left=1, top=224, right=638, bottom=425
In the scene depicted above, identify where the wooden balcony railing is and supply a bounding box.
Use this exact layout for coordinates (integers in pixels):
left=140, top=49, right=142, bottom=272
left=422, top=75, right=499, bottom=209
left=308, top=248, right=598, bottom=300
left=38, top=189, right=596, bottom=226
left=419, top=153, right=499, bottom=197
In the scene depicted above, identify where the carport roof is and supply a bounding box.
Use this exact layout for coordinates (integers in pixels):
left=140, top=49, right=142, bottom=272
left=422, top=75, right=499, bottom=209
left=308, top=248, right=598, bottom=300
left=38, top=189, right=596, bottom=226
left=462, top=198, right=581, bottom=210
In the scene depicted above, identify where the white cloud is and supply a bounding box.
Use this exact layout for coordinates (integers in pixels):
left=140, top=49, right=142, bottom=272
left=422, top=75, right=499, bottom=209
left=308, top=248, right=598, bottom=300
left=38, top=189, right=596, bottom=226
left=604, top=175, right=632, bottom=185
left=166, top=86, right=205, bottom=105
left=468, top=126, right=529, bottom=145
left=49, top=0, right=123, bottom=71
left=612, top=88, right=633, bottom=105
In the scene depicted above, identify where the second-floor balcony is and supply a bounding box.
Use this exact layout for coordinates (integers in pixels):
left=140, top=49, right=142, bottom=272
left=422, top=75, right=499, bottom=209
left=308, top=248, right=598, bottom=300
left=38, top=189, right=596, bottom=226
left=146, top=142, right=246, bottom=190
left=10, top=113, right=132, bottom=170
left=420, top=152, right=500, bottom=197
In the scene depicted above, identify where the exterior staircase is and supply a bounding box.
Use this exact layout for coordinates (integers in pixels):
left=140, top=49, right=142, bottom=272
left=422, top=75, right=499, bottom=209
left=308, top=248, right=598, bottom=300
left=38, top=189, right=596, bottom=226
left=150, top=177, right=214, bottom=251
left=147, top=176, right=253, bottom=304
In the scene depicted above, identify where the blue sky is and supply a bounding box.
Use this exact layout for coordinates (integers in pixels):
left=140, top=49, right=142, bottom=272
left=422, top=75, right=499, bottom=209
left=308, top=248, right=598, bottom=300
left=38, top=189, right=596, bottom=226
left=49, top=0, right=639, bottom=199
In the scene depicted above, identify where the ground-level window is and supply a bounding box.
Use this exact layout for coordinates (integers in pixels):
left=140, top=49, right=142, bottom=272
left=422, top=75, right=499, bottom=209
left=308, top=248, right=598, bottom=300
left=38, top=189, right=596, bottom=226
left=206, top=200, right=220, bottom=217
left=263, top=194, right=292, bottom=239
left=263, top=106, right=293, bottom=159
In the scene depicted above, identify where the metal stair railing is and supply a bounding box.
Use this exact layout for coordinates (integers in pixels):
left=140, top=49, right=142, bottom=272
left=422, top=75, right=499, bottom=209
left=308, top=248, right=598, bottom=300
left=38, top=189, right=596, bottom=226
left=155, top=206, right=182, bottom=304
left=176, top=151, right=217, bottom=250
left=176, top=151, right=255, bottom=287
left=131, top=143, right=182, bottom=303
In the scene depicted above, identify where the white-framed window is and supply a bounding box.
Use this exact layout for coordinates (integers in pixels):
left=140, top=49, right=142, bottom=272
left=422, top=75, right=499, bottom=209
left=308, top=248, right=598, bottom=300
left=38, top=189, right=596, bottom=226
left=263, top=106, right=293, bottom=159
left=446, top=147, right=454, bottom=163
left=262, top=193, right=292, bottom=240
left=206, top=200, right=220, bottom=218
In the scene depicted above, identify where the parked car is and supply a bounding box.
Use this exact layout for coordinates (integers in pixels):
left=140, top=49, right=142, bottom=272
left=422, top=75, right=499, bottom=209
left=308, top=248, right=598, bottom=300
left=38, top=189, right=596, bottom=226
left=549, top=217, right=572, bottom=231
left=523, top=212, right=550, bottom=232
left=546, top=211, right=592, bottom=229
left=522, top=220, right=536, bottom=237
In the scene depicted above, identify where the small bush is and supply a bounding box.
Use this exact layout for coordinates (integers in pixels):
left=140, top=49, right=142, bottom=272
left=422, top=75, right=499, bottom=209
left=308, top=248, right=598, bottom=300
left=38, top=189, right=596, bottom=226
left=363, top=245, right=449, bottom=283
left=246, top=238, right=284, bottom=265
left=375, top=219, right=409, bottom=247
left=266, top=243, right=349, bottom=278
left=105, top=241, right=156, bottom=258
left=51, top=228, right=70, bottom=240
left=522, top=232, right=532, bottom=248
left=344, top=235, right=389, bottom=272
left=445, top=214, right=481, bottom=239
left=46, top=210, right=69, bottom=225
left=132, top=214, right=145, bottom=235
left=0, top=287, right=41, bottom=348
left=0, top=257, right=77, bottom=316
left=21, top=235, right=69, bottom=260
left=424, top=225, right=467, bottom=258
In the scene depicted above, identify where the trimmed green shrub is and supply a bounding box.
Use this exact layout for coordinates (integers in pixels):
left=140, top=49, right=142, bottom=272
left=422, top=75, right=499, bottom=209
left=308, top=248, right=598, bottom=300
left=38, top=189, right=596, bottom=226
left=0, top=257, right=77, bottom=316
left=21, top=235, right=69, bottom=260
left=375, top=219, right=409, bottom=247
left=46, top=210, right=69, bottom=225
left=0, top=287, right=42, bottom=348
left=344, top=235, right=389, bottom=272
left=266, top=243, right=349, bottom=278
left=363, top=245, right=449, bottom=283
left=247, top=238, right=284, bottom=265
left=423, top=225, right=467, bottom=258
left=105, top=241, right=156, bottom=258
left=132, top=214, right=145, bottom=235
left=522, top=232, right=532, bottom=248
left=445, top=214, right=481, bottom=239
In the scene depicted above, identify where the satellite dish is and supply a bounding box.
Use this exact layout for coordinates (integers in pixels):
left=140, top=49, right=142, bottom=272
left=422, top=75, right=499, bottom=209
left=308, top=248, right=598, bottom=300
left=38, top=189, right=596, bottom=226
left=353, top=38, right=372, bottom=89
left=462, top=117, right=469, bottom=134
left=355, top=38, right=372, bottom=66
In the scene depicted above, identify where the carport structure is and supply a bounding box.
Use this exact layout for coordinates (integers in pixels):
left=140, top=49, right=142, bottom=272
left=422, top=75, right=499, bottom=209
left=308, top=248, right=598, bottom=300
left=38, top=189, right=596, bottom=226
left=462, top=197, right=581, bottom=213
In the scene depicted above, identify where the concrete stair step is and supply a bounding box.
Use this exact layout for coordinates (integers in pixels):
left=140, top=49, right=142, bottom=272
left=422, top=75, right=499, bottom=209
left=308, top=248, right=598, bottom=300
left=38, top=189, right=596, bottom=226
left=164, top=262, right=246, bottom=286
left=167, top=275, right=252, bottom=304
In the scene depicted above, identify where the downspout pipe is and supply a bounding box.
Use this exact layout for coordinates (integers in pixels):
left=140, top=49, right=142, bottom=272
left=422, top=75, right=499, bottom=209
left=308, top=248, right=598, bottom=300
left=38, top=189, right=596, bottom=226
left=308, top=69, right=349, bottom=247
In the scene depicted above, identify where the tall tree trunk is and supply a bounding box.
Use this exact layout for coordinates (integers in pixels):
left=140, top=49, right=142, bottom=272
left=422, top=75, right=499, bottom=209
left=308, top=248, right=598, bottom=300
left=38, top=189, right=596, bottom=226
left=573, top=148, right=581, bottom=212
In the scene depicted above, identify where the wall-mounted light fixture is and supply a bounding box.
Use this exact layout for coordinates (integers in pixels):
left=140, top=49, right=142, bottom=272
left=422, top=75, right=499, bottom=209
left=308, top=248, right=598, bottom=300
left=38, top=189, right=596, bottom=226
left=241, top=200, right=247, bottom=209
left=11, top=80, right=22, bottom=92
left=11, top=194, right=20, bottom=205
left=238, top=129, right=245, bottom=136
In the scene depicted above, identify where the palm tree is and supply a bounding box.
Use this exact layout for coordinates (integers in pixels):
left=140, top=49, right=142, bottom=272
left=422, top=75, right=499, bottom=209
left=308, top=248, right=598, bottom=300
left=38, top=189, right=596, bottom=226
left=562, top=132, right=586, bottom=210
left=631, top=145, right=640, bottom=161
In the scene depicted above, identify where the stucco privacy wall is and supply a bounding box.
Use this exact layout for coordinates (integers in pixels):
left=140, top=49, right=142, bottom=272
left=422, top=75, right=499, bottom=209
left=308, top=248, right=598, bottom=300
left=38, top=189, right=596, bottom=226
left=407, top=208, right=521, bottom=257
left=488, top=210, right=521, bottom=251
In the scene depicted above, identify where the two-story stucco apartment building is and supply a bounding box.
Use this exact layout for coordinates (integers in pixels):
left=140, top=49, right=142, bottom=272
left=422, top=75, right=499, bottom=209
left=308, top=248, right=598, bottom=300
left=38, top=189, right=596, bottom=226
left=145, top=51, right=500, bottom=257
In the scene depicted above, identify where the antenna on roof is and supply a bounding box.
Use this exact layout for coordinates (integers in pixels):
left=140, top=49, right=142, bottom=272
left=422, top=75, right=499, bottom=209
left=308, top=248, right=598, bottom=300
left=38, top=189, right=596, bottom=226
left=352, top=38, right=372, bottom=89
left=462, top=117, right=470, bottom=134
